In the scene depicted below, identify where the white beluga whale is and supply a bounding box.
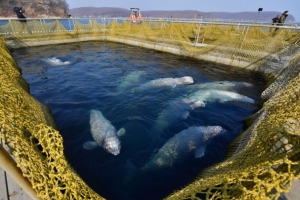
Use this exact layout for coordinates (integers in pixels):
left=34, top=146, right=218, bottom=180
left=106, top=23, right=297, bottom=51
left=151, top=98, right=205, bottom=134
left=122, top=125, right=225, bottom=183
left=131, top=76, right=194, bottom=93
left=187, top=81, right=253, bottom=92
left=117, top=71, right=147, bottom=92
left=44, top=57, right=70, bottom=66
left=187, top=89, right=255, bottom=104
left=142, top=126, right=226, bottom=171
left=83, top=109, right=126, bottom=156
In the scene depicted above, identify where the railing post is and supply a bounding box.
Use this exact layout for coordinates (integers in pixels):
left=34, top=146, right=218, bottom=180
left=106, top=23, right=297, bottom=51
left=39, top=19, right=45, bottom=33
left=239, top=26, right=250, bottom=49
left=202, top=24, right=208, bottom=44
left=9, top=19, right=17, bottom=36
left=195, top=23, right=202, bottom=44
left=169, top=21, right=173, bottom=39
left=68, top=18, right=72, bottom=31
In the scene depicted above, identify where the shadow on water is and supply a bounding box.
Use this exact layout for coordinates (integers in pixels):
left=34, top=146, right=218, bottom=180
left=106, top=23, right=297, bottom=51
left=12, top=41, right=267, bottom=200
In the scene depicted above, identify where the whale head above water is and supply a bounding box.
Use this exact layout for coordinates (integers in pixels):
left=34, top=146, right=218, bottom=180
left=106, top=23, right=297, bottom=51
left=45, top=57, right=70, bottom=66
left=175, top=76, right=194, bottom=84
left=181, top=98, right=205, bottom=109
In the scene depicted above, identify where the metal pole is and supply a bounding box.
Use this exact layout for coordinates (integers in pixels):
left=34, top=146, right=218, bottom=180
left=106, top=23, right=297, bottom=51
left=68, top=18, right=72, bottom=31
left=39, top=19, right=45, bottom=33
left=239, top=26, right=250, bottom=48
left=0, top=144, right=41, bottom=200
left=202, top=25, right=208, bottom=44
left=195, top=23, right=202, bottom=44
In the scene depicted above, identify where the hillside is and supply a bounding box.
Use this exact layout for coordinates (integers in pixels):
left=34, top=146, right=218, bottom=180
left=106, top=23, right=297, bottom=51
left=70, top=7, right=129, bottom=18
left=0, top=3, right=295, bottom=23
left=69, top=7, right=295, bottom=22
left=0, top=0, right=69, bottom=18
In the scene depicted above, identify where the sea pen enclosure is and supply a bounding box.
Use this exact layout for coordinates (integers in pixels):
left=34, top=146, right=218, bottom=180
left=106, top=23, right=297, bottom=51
left=11, top=41, right=265, bottom=199
left=0, top=18, right=300, bottom=199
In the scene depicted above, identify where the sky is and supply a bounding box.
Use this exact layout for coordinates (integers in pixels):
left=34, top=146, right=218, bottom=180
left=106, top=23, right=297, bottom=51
left=66, top=0, right=300, bottom=22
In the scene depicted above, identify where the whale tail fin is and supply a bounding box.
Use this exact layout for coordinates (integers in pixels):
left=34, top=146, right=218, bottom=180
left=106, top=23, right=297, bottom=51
left=82, top=141, right=99, bottom=150
left=122, top=160, right=138, bottom=184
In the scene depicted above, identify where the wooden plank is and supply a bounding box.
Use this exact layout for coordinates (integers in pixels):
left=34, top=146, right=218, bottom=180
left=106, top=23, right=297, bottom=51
left=0, top=166, right=9, bottom=200
left=0, top=142, right=35, bottom=200
left=281, top=179, right=300, bottom=200
left=5, top=172, right=32, bottom=200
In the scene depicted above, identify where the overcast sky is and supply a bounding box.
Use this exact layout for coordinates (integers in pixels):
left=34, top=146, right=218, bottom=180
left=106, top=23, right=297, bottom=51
left=66, top=0, right=300, bottom=22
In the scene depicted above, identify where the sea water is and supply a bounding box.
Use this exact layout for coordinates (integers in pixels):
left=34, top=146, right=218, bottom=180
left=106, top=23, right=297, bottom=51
left=12, top=41, right=266, bottom=200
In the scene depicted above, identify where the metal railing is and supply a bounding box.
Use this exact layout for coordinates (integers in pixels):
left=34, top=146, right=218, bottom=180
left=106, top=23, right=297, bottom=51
left=0, top=17, right=299, bottom=34
left=0, top=18, right=299, bottom=51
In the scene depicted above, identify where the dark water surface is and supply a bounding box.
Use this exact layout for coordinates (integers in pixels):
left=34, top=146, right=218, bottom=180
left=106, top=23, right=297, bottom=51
left=12, top=41, right=266, bottom=200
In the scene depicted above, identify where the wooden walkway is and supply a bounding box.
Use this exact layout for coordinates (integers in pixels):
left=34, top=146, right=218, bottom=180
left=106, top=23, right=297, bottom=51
left=1, top=144, right=299, bottom=200
left=0, top=166, right=32, bottom=200
left=0, top=141, right=32, bottom=200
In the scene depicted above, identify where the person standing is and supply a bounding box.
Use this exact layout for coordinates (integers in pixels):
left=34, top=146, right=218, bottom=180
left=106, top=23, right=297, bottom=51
left=13, top=6, right=31, bottom=34
left=275, top=10, right=289, bottom=31
left=14, top=7, right=27, bottom=22
left=278, top=10, right=289, bottom=25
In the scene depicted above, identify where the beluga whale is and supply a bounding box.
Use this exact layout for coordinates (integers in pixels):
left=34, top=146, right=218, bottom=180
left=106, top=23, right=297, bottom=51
left=131, top=76, right=194, bottom=93
left=151, top=98, right=205, bottom=135
left=44, top=57, right=70, bottom=66
left=116, top=70, right=147, bottom=92
left=141, top=126, right=226, bottom=172
left=122, top=125, right=225, bottom=183
left=187, top=81, right=253, bottom=92
left=83, top=109, right=126, bottom=156
left=187, top=89, right=255, bottom=104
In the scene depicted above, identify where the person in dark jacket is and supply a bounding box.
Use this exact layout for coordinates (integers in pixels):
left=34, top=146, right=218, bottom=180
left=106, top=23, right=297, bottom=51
left=275, top=11, right=289, bottom=31
left=14, top=7, right=27, bottom=22
left=13, top=7, right=31, bottom=34
left=272, top=15, right=280, bottom=24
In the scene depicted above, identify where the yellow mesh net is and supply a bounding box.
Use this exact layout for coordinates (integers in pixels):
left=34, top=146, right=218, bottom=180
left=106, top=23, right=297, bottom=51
left=0, top=18, right=300, bottom=199
left=0, top=36, right=103, bottom=199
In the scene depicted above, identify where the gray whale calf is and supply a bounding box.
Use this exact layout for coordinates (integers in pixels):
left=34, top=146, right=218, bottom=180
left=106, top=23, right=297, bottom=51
left=83, top=109, right=125, bottom=155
